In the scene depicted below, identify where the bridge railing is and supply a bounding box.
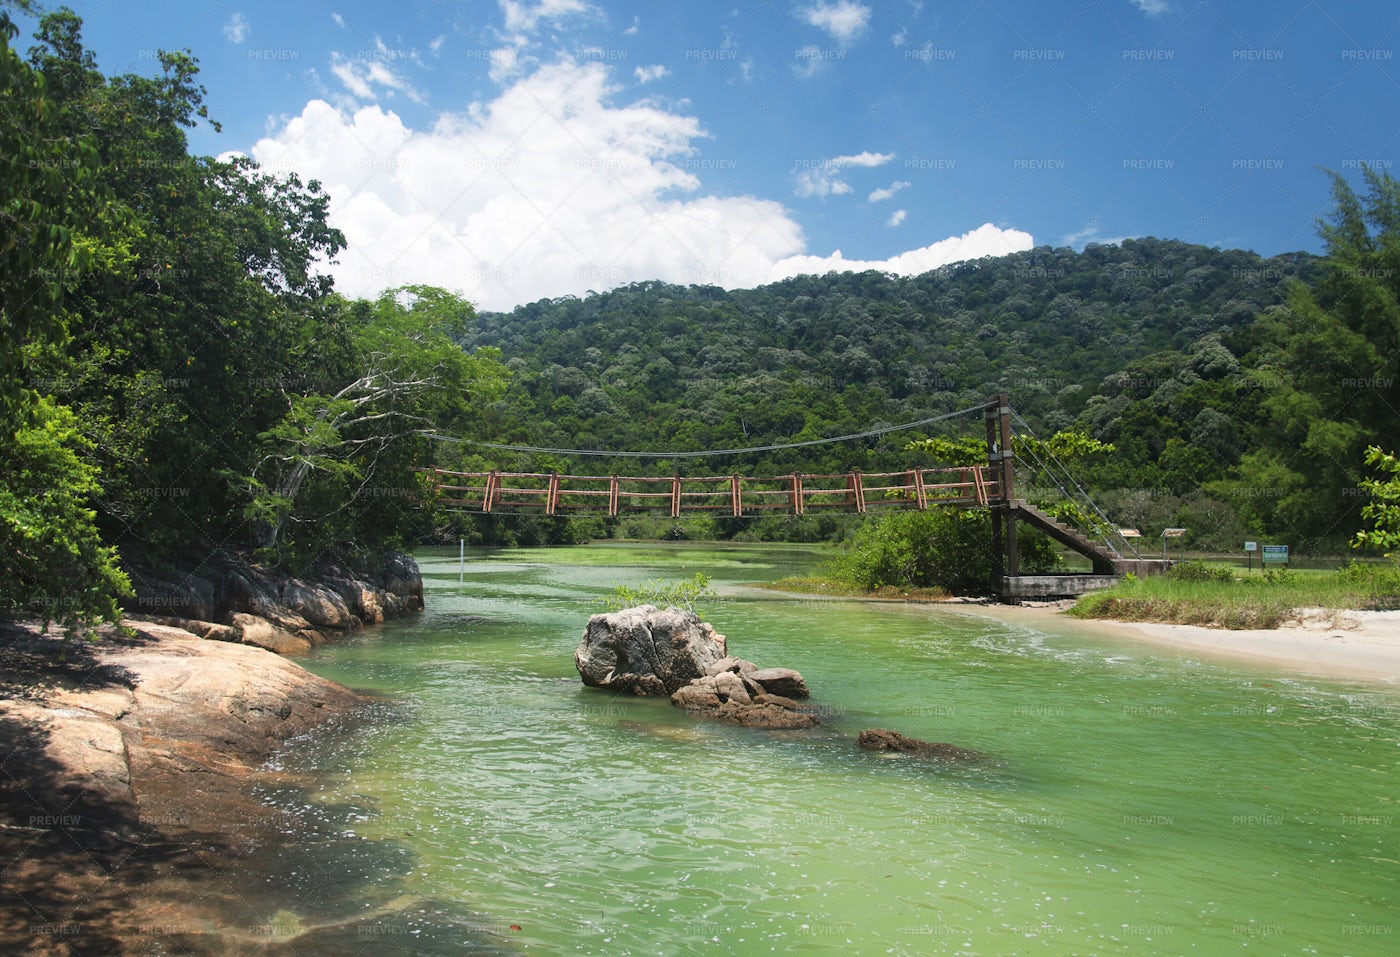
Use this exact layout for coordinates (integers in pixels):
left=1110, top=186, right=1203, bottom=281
left=417, top=466, right=1001, bottom=518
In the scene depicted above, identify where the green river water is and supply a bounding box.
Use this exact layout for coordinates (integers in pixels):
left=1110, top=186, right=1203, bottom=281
left=237, top=543, right=1396, bottom=955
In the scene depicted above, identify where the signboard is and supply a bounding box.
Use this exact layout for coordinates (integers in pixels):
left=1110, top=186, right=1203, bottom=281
left=1262, top=545, right=1289, bottom=565
left=1118, top=528, right=1142, bottom=539
left=1244, top=541, right=1258, bottom=552
left=1162, top=528, right=1186, bottom=538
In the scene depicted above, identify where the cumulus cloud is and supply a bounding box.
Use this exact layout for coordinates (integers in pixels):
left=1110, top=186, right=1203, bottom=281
left=800, top=1, right=872, bottom=45
left=250, top=61, right=807, bottom=310
left=794, top=151, right=895, bottom=198
left=771, top=223, right=1034, bottom=281
left=223, top=13, right=250, bottom=44
left=635, top=64, right=669, bottom=84
left=887, top=209, right=907, bottom=227
left=250, top=56, right=1030, bottom=310
left=1130, top=0, right=1171, bottom=13
left=868, top=180, right=910, bottom=203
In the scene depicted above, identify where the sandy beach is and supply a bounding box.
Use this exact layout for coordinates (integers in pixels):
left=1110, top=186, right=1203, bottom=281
left=984, top=604, right=1400, bottom=685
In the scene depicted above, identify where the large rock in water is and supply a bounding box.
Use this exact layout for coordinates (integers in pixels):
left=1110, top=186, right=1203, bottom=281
left=575, top=605, right=728, bottom=696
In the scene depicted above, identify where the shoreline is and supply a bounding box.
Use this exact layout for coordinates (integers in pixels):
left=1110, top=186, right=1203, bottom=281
left=968, top=602, right=1400, bottom=686
left=0, top=618, right=371, bottom=955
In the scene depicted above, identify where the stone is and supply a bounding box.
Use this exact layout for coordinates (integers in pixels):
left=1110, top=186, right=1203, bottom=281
left=857, top=728, right=984, bottom=762
left=745, top=667, right=810, bottom=699
left=711, top=670, right=751, bottom=705
left=281, top=579, right=358, bottom=631
left=715, top=700, right=820, bottom=729
left=575, top=605, right=728, bottom=695
left=230, top=613, right=312, bottom=655
left=379, top=552, right=425, bottom=612
left=669, top=673, right=818, bottom=729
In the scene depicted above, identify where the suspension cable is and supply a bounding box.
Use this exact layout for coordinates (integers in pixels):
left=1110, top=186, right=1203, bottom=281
left=429, top=403, right=985, bottom=459
left=1011, top=411, right=1142, bottom=560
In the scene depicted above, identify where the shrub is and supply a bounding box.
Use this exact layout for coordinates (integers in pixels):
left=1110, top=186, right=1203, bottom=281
left=1166, top=560, right=1236, bottom=583
left=830, top=509, right=1060, bottom=595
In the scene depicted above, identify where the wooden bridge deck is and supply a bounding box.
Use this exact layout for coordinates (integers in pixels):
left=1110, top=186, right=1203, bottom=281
left=417, top=466, right=1001, bottom=518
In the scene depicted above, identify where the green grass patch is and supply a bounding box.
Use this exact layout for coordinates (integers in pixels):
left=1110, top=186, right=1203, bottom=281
left=1070, top=561, right=1400, bottom=628
left=761, top=576, right=952, bottom=601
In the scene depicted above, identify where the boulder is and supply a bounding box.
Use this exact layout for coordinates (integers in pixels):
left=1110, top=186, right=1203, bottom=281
left=128, top=569, right=217, bottom=621
left=715, top=700, right=820, bottom=729
left=575, top=605, right=728, bottom=696
left=669, top=672, right=818, bottom=729
left=704, top=656, right=758, bottom=676
left=745, top=667, right=810, bottom=699
left=229, top=613, right=312, bottom=656
left=379, top=552, right=424, bottom=612
left=857, top=728, right=984, bottom=762
left=281, top=579, right=358, bottom=631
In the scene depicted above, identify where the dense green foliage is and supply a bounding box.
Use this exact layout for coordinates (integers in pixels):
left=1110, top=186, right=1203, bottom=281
left=1, top=8, right=130, bottom=633
left=1353, top=446, right=1400, bottom=554
left=5, top=7, right=1398, bottom=622
left=2, top=10, right=505, bottom=630
left=832, top=510, right=1061, bottom=595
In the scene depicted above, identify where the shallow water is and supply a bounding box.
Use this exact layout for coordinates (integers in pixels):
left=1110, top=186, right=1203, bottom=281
left=260, top=543, right=1398, bottom=955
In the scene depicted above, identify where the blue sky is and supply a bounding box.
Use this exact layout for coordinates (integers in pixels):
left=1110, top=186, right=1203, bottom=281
left=38, top=0, right=1400, bottom=310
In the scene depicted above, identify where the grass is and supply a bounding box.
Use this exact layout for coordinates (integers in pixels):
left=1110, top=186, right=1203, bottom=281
left=760, top=576, right=953, bottom=601
left=1069, top=561, right=1400, bottom=629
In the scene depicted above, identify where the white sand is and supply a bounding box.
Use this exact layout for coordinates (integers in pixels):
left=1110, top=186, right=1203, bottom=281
left=988, top=604, right=1400, bottom=685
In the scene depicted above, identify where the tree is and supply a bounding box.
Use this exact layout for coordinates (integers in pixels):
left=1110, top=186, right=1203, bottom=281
left=1353, top=446, right=1400, bottom=555
left=238, top=287, right=508, bottom=564
left=1, top=9, right=130, bottom=633
left=1253, top=169, right=1400, bottom=545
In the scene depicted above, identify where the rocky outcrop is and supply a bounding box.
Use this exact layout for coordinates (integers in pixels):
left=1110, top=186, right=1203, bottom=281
left=125, top=551, right=424, bottom=656
left=575, top=605, right=729, bottom=695
left=574, top=607, right=819, bottom=729
left=0, top=618, right=367, bottom=953
left=857, top=728, right=985, bottom=762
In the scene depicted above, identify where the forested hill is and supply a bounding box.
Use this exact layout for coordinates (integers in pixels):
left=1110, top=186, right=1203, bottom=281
left=457, top=239, right=1333, bottom=549
left=466, top=240, right=1317, bottom=456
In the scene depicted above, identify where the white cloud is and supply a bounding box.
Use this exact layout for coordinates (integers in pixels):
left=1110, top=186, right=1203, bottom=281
left=330, top=52, right=425, bottom=104
left=891, top=28, right=908, bottom=47
left=801, top=1, right=872, bottom=45
left=1061, top=223, right=1132, bottom=247
left=501, top=0, right=596, bottom=33
left=251, top=57, right=1031, bottom=309
left=625, top=16, right=641, bottom=35
left=634, top=64, right=669, bottom=84
left=1131, top=0, right=1171, bottom=14
left=868, top=179, right=910, bottom=202
left=887, top=209, right=907, bottom=227
left=223, top=13, right=250, bottom=44
left=331, top=12, right=347, bottom=29
left=429, top=35, right=447, bottom=54
left=250, top=61, right=807, bottom=310
left=794, top=151, right=895, bottom=198
left=771, top=223, right=1034, bottom=280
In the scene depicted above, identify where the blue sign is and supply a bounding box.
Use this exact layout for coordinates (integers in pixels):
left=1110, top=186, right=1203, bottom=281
left=1261, top=545, right=1289, bottom=565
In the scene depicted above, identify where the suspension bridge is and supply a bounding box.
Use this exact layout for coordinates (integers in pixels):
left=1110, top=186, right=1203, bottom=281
left=420, top=394, right=1167, bottom=598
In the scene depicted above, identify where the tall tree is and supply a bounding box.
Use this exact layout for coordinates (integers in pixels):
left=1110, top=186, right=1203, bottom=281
left=1, top=8, right=129, bottom=633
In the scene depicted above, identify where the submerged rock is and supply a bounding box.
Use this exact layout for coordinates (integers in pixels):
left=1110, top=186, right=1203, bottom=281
left=575, top=605, right=728, bottom=696
left=857, top=728, right=984, bottom=761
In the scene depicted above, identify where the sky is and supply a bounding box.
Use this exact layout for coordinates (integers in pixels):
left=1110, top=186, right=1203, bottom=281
left=34, top=1, right=1400, bottom=311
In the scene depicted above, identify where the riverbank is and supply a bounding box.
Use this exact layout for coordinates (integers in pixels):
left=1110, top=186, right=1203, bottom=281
left=974, top=602, right=1400, bottom=685
left=0, top=618, right=368, bottom=956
